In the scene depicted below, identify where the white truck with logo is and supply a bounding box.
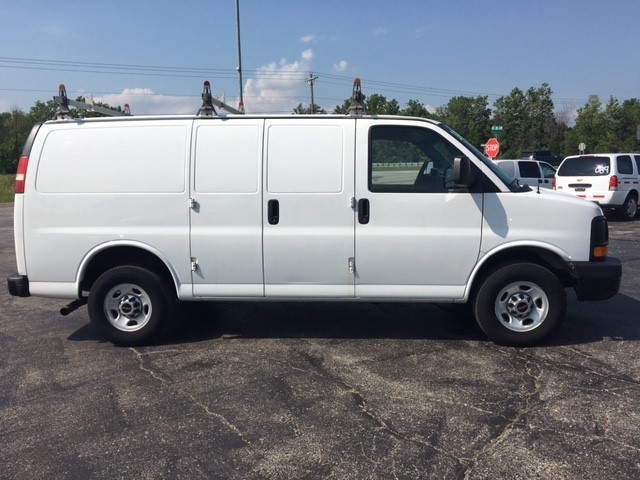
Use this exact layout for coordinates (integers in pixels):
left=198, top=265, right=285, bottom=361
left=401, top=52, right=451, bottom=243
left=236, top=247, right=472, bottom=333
left=7, top=84, right=621, bottom=346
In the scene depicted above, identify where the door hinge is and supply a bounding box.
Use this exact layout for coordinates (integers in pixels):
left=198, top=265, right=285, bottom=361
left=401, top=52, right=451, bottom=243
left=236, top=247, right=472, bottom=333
left=349, top=197, right=356, bottom=209
left=348, top=257, right=355, bottom=274
left=189, top=198, right=198, bottom=209
left=191, top=258, right=199, bottom=272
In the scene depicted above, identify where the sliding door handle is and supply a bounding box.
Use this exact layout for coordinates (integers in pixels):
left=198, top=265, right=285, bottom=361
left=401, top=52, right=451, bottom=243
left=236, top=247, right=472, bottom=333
left=268, top=199, right=280, bottom=225
left=358, top=198, right=370, bottom=224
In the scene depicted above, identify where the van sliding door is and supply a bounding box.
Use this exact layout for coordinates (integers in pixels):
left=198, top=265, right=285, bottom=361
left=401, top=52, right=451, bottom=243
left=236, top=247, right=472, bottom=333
left=263, top=119, right=356, bottom=297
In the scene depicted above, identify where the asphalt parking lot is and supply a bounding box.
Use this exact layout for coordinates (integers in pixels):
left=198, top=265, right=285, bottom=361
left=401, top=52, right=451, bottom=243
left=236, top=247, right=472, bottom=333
left=1, top=201, right=639, bottom=479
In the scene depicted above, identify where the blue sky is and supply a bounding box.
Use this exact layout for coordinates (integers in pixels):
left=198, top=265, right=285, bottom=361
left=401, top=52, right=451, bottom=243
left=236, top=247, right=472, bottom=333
left=1, top=0, right=639, bottom=115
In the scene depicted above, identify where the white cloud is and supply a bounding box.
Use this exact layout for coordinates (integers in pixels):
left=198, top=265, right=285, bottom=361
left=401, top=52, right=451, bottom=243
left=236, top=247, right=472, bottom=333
left=372, top=27, right=388, bottom=36
left=333, top=60, right=349, bottom=73
left=301, top=33, right=316, bottom=44
left=242, top=50, right=314, bottom=113
left=93, top=88, right=200, bottom=115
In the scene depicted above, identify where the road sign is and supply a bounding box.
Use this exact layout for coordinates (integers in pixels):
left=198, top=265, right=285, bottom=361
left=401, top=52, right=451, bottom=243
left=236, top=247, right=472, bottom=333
left=491, top=125, right=503, bottom=132
left=485, top=138, right=500, bottom=158
left=579, top=142, right=586, bottom=154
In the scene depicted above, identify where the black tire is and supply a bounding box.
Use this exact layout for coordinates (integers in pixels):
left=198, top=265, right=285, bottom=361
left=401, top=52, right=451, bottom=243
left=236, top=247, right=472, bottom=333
left=88, top=266, right=175, bottom=346
left=619, top=194, right=638, bottom=221
left=473, top=263, right=566, bottom=346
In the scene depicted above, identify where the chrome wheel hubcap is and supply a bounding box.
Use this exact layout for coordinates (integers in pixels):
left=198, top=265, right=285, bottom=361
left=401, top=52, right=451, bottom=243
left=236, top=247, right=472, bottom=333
left=495, top=281, right=549, bottom=332
left=104, top=283, right=152, bottom=332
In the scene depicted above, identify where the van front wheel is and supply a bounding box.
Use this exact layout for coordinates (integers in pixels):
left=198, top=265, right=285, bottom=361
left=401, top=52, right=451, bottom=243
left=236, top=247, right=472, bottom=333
left=474, top=263, right=566, bottom=346
left=88, top=266, right=174, bottom=346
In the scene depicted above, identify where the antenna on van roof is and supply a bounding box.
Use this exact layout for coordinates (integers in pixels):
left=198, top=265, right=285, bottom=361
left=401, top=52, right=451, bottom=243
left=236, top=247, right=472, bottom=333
left=53, top=84, right=132, bottom=119
left=348, top=78, right=366, bottom=116
left=196, top=81, right=244, bottom=116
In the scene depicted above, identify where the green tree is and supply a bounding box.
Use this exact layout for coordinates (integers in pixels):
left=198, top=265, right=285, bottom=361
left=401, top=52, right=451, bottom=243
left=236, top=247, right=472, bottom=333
left=493, top=84, right=556, bottom=158
left=29, top=100, right=59, bottom=123
left=573, top=95, right=639, bottom=153
left=366, top=94, right=400, bottom=115
left=401, top=99, right=432, bottom=119
left=573, top=95, right=607, bottom=153
left=0, top=109, right=32, bottom=173
left=434, top=95, right=491, bottom=147
left=618, top=98, right=640, bottom=151
left=293, top=103, right=326, bottom=114
left=493, top=87, right=527, bottom=157
left=549, top=103, right=574, bottom=156
left=523, top=84, right=555, bottom=149
left=333, top=97, right=357, bottom=114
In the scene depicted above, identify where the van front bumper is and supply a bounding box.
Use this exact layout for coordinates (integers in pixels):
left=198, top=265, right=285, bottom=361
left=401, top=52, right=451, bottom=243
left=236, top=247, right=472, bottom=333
left=572, top=258, right=621, bottom=301
left=7, top=274, right=30, bottom=297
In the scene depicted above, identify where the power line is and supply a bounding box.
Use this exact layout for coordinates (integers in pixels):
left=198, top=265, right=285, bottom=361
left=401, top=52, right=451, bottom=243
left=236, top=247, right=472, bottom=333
left=0, top=56, right=590, bottom=107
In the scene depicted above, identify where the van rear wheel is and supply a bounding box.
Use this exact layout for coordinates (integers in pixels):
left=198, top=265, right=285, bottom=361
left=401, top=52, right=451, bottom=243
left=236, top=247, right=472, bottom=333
left=474, top=263, right=566, bottom=346
left=88, top=266, right=174, bottom=346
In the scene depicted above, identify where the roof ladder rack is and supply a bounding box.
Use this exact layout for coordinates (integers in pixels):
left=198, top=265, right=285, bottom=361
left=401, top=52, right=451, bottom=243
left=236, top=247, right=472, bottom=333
left=54, top=84, right=132, bottom=119
left=348, top=78, right=366, bottom=116
left=197, top=81, right=243, bottom=116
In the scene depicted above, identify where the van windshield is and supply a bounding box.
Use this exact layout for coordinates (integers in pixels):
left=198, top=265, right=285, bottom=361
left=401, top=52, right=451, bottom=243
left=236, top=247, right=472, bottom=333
left=557, top=157, right=611, bottom=176
left=441, top=124, right=528, bottom=192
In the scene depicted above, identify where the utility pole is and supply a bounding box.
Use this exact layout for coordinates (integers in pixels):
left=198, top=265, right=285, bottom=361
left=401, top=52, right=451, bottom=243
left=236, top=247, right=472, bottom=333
left=307, top=73, right=318, bottom=113
left=235, top=0, right=245, bottom=113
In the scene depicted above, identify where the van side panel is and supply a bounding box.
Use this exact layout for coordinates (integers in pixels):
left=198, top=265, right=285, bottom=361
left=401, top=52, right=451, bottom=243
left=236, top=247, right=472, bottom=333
left=25, top=120, right=192, bottom=297
left=190, top=120, right=264, bottom=297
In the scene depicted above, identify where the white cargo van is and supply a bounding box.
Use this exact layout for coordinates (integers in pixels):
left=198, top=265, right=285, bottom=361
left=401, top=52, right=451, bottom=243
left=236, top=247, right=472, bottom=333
left=493, top=159, right=556, bottom=189
left=7, top=111, right=621, bottom=346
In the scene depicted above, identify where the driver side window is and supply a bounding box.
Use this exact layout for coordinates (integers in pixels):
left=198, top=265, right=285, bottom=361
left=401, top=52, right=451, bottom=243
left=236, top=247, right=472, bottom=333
left=369, top=125, right=463, bottom=193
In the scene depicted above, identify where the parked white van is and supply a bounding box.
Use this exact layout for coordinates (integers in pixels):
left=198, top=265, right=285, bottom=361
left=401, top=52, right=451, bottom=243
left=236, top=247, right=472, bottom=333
left=493, top=159, right=556, bottom=190
left=7, top=105, right=621, bottom=346
left=554, top=154, right=640, bottom=220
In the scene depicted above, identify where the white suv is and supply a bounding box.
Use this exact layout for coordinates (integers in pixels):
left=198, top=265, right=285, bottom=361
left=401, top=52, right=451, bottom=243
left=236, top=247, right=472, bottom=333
left=555, top=154, right=640, bottom=220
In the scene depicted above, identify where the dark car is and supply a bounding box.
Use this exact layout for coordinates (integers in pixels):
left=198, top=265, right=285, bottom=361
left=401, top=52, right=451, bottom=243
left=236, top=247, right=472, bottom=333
left=519, top=150, right=564, bottom=167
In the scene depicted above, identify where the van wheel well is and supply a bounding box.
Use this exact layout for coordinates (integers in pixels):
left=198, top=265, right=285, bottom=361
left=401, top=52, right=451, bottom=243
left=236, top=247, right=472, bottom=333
left=81, top=247, right=175, bottom=297
left=469, top=248, right=573, bottom=302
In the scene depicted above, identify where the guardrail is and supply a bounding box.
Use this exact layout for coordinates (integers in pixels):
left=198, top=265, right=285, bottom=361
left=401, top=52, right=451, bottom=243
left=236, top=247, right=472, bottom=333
left=372, top=162, right=422, bottom=168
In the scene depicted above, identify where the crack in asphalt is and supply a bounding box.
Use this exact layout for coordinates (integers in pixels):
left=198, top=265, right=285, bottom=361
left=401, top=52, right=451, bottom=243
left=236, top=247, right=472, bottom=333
left=130, top=347, right=251, bottom=446
left=460, top=352, right=542, bottom=480
left=534, top=425, right=640, bottom=453
left=292, top=350, right=467, bottom=474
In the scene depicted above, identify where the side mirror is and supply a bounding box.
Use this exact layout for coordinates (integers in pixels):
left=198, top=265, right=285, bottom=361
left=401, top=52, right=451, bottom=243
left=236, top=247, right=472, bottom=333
left=453, top=156, right=473, bottom=188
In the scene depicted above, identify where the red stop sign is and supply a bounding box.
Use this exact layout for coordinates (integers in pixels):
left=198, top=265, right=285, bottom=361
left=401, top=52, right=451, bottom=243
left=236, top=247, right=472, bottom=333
left=485, top=138, right=500, bottom=158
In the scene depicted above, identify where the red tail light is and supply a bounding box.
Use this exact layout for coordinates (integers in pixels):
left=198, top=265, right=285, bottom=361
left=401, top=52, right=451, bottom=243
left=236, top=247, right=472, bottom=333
left=609, top=175, right=618, bottom=191
left=15, top=155, right=29, bottom=194
left=552, top=177, right=556, bottom=189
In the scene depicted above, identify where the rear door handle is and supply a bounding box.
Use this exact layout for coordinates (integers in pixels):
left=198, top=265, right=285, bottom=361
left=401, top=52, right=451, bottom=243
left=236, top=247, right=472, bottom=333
left=358, top=198, right=370, bottom=224
left=268, top=199, right=279, bottom=225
